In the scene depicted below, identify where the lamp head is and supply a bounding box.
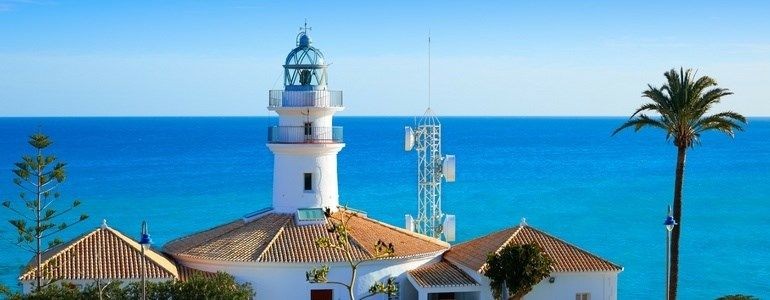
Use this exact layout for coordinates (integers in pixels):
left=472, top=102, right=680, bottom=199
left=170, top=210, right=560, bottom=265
left=664, top=215, right=677, bottom=232
left=139, top=221, right=153, bottom=246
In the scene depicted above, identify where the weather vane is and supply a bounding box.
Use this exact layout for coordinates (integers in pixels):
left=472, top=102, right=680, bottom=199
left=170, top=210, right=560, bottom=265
left=300, top=18, right=312, bottom=34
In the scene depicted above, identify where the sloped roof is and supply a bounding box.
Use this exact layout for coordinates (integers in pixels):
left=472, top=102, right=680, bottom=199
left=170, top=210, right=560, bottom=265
left=177, top=265, right=217, bottom=281
left=444, top=224, right=622, bottom=273
left=408, top=260, right=479, bottom=288
left=164, top=209, right=449, bottom=263
left=20, top=225, right=180, bottom=281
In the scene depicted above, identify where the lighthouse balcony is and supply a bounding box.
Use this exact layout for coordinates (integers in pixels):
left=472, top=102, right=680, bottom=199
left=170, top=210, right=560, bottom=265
left=267, top=126, right=343, bottom=144
left=268, top=90, right=343, bottom=108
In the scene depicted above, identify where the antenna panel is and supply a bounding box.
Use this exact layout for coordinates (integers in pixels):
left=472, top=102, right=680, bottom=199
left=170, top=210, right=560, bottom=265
left=442, top=155, right=456, bottom=182
left=404, top=126, right=415, bottom=151
left=405, top=214, right=415, bottom=232
left=443, top=214, right=456, bottom=242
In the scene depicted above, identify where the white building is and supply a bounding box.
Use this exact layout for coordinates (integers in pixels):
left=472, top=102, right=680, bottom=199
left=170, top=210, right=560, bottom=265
left=410, top=219, right=623, bottom=300
left=19, top=220, right=210, bottom=294
left=162, top=27, right=623, bottom=300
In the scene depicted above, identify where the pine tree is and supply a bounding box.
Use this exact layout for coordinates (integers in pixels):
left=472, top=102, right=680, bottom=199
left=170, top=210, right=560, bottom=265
left=2, top=133, right=89, bottom=293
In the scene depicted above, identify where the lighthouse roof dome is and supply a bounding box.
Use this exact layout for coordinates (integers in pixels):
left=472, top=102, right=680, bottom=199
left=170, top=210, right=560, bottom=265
left=285, top=32, right=325, bottom=67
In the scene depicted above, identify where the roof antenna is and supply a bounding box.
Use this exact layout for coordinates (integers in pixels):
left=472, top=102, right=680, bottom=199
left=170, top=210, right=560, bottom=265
left=428, top=30, right=431, bottom=109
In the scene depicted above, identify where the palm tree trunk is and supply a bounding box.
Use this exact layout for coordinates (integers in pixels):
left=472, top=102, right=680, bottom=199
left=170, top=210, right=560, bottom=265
left=669, top=145, right=686, bottom=300
left=35, top=148, right=42, bottom=293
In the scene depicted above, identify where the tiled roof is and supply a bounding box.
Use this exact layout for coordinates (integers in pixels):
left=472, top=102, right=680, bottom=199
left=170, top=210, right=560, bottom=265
left=164, top=209, right=449, bottom=263
left=20, top=225, right=180, bottom=281
left=177, top=265, right=217, bottom=281
left=408, top=261, right=479, bottom=288
left=444, top=224, right=622, bottom=273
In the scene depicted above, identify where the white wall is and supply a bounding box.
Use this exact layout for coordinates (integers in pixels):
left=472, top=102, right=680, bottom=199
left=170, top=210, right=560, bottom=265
left=268, top=143, right=344, bottom=213
left=277, top=110, right=337, bottom=127
left=174, top=254, right=441, bottom=300
left=472, top=272, right=618, bottom=300
left=444, top=258, right=618, bottom=300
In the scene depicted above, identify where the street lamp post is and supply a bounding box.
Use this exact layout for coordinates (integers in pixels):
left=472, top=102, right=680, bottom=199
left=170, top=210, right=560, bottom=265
left=663, top=206, right=677, bottom=300
left=138, top=221, right=152, bottom=300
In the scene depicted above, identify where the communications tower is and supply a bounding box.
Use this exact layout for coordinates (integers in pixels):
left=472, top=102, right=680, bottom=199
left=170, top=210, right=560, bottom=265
left=404, top=108, right=456, bottom=241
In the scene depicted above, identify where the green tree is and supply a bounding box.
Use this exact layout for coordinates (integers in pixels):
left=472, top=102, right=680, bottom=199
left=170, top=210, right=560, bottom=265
left=0, top=283, right=13, bottom=298
left=483, top=243, right=553, bottom=300
left=2, top=133, right=89, bottom=293
left=123, top=280, right=177, bottom=300
left=81, top=280, right=128, bottom=300
left=6, top=282, right=81, bottom=300
left=306, top=208, right=398, bottom=300
left=166, top=272, right=253, bottom=300
left=613, top=68, right=746, bottom=300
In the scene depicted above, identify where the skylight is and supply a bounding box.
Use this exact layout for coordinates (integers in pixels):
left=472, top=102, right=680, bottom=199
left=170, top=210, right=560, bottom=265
left=296, top=208, right=326, bottom=225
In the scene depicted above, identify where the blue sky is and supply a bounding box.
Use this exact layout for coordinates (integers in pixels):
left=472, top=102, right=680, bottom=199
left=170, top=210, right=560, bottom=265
left=1, top=0, right=769, bottom=116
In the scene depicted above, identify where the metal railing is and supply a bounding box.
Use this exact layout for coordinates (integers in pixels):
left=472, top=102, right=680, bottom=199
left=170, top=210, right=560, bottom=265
left=268, top=90, right=343, bottom=108
left=267, top=126, right=343, bottom=144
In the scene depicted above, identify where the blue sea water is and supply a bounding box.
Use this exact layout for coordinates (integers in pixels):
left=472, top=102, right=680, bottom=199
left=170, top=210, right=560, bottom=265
left=0, top=117, right=768, bottom=299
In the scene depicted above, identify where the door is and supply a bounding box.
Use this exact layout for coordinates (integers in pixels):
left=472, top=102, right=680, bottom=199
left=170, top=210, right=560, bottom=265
left=311, top=289, right=333, bottom=300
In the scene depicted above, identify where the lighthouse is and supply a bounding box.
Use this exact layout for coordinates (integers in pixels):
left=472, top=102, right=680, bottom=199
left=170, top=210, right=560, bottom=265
left=267, top=25, right=344, bottom=213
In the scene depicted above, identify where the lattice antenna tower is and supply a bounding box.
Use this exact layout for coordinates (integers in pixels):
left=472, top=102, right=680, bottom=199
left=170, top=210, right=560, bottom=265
left=404, top=34, right=456, bottom=241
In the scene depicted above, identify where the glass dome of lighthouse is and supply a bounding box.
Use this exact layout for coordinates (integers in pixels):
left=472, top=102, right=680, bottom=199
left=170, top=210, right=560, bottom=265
left=284, top=24, right=328, bottom=91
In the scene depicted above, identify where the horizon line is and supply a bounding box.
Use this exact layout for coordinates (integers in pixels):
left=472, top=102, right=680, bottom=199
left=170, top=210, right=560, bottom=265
left=2, top=115, right=770, bottom=118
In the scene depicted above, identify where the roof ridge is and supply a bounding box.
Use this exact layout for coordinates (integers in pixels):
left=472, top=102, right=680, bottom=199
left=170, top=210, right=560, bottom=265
left=256, top=217, right=291, bottom=262
left=475, top=226, right=524, bottom=272
left=497, top=225, right=525, bottom=254
left=163, top=218, right=245, bottom=252
left=450, top=225, right=519, bottom=248
left=105, top=227, right=179, bottom=278
left=341, top=209, right=449, bottom=248
left=19, top=227, right=102, bottom=280
left=521, top=225, right=622, bottom=271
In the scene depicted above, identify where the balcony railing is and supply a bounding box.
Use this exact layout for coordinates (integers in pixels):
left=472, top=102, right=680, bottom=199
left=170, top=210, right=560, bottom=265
left=267, top=126, right=343, bottom=144
left=268, top=90, right=343, bottom=108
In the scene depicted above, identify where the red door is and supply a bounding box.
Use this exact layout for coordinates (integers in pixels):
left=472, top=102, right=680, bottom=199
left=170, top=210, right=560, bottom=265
left=311, top=289, right=333, bottom=300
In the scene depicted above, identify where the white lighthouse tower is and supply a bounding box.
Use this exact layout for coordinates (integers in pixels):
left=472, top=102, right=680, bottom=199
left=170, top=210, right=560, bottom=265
left=267, top=24, right=345, bottom=213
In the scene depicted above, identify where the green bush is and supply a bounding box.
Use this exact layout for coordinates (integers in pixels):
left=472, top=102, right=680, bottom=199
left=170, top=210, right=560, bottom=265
left=2, top=272, right=253, bottom=300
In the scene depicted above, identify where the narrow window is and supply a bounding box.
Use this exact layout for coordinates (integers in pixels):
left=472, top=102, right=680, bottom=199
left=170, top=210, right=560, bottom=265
left=304, top=173, right=312, bottom=191
left=310, top=289, right=332, bottom=300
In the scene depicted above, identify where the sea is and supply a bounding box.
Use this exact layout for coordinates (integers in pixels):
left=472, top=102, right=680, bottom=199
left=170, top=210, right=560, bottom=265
left=0, top=117, right=768, bottom=299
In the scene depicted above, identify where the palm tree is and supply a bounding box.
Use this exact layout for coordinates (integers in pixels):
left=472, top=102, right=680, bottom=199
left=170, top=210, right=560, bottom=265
left=613, top=68, right=746, bottom=300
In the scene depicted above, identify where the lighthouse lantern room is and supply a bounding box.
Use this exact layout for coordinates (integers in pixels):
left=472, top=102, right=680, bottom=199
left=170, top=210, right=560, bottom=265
left=267, top=24, right=345, bottom=213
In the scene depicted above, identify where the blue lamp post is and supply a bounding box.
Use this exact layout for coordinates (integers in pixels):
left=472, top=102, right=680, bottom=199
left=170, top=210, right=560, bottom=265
left=663, top=207, right=677, bottom=300
left=139, top=221, right=152, bottom=300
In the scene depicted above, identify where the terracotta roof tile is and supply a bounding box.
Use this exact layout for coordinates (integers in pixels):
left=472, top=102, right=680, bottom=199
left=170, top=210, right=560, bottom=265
left=164, top=209, right=449, bottom=263
left=177, top=265, right=217, bottom=281
left=259, top=220, right=372, bottom=262
left=445, top=225, right=622, bottom=273
left=165, top=213, right=290, bottom=262
left=408, top=261, right=479, bottom=288
left=19, top=226, right=179, bottom=281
